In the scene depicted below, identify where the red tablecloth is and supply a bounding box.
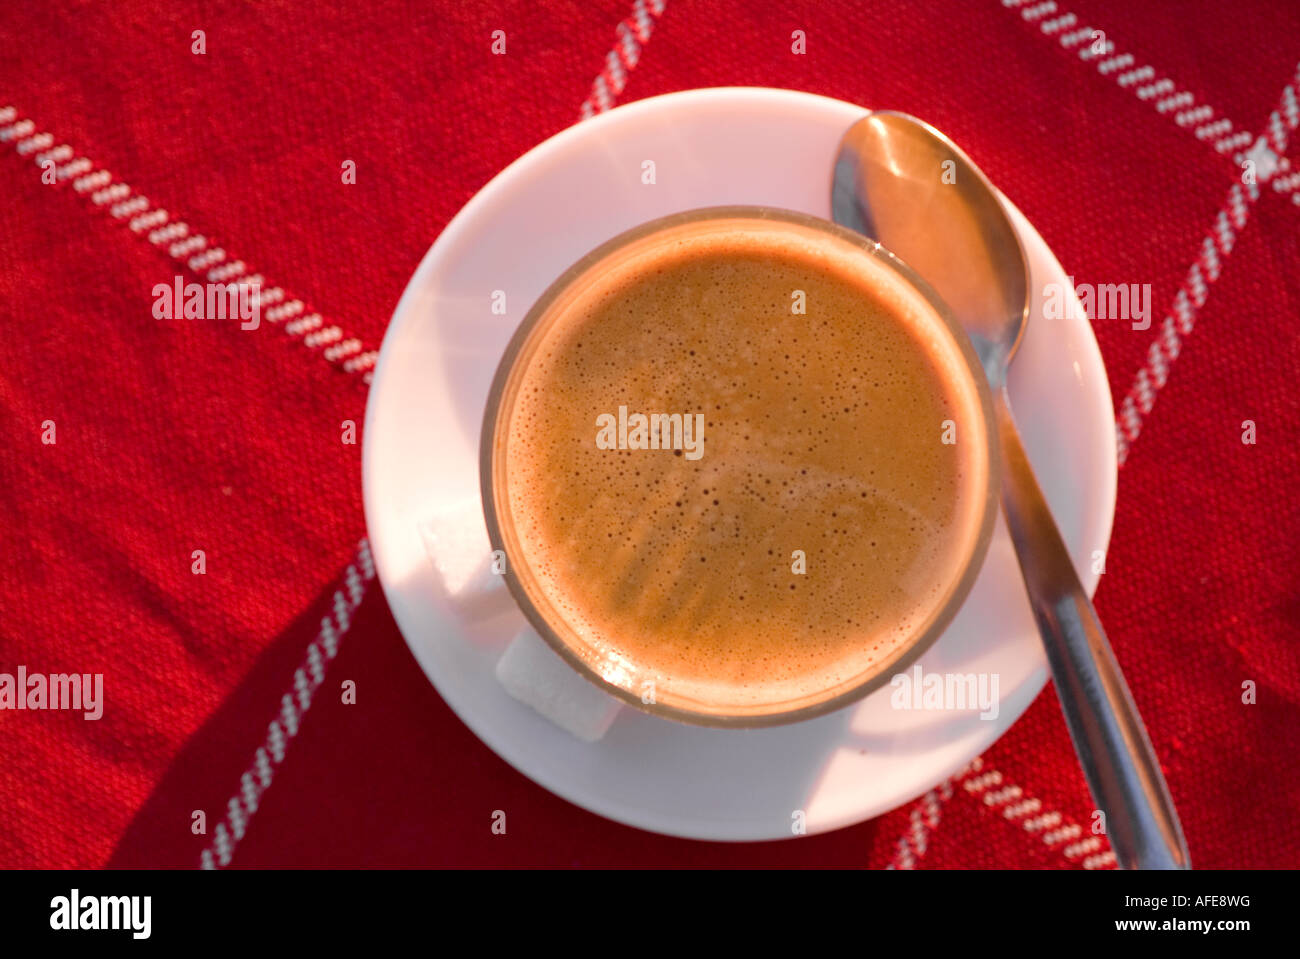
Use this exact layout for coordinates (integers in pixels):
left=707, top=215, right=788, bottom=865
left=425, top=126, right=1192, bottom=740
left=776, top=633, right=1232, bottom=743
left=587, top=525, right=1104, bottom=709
left=2, top=0, right=1297, bottom=868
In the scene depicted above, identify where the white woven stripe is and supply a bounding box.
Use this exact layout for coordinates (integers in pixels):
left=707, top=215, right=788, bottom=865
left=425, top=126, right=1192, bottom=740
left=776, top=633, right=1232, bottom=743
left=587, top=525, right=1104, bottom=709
left=1195, top=118, right=1232, bottom=141
left=129, top=209, right=169, bottom=233
left=983, top=785, right=1024, bottom=806
left=964, top=770, right=1003, bottom=793
left=57, top=159, right=94, bottom=182
left=1186, top=261, right=1207, bottom=307
left=1273, top=169, right=1300, bottom=205
left=1064, top=836, right=1104, bottom=857
left=1059, top=27, right=1092, bottom=48
left=1023, top=812, right=1062, bottom=832
left=285, top=314, right=323, bottom=336
left=189, top=247, right=226, bottom=270
left=112, top=196, right=149, bottom=219
left=16, top=131, right=53, bottom=155
left=1217, top=130, right=1254, bottom=155
left=208, top=260, right=247, bottom=282
left=266, top=300, right=305, bottom=324
left=1273, top=165, right=1300, bottom=189
left=885, top=759, right=979, bottom=869
left=90, top=183, right=128, bottom=207
left=1039, top=13, right=1076, bottom=35
left=1043, top=823, right=1082, bottom=845
left=617, top=22, right=640, bottom=67
left=1200, top=235, right=1221, bottom=280
left=324, top=338, right=363, bottom=362
left=593, top=74, right=613, bottom=113
left=909, top=804, right=928, bottom=855
left=1156, top=92, right=1194, bottom=114
left=36, top=144, right=73, bottom=166
left=964, top=764, right=1118, bottom=868
left=0, top=104, right=380, bottom=383
left=606, top=50, right=627, bottom=94
left=1176, top=105, right=1213, bottom=127
left=1078, top=40, right=1115, bottom=62
left=579, top=0, right=667, bottom=118
left=1159, top=316, right=1181, bottom=365
left=149, top=222, right=188, bottom=245
left=304, top=326, right=343, bottom=348
left=1002, top=797, right=1042, bottom=818
left=170, top=236, right=207, bottom=258
left=1117, top=65, right=1154, bottom=88
left=1283, top=84, right=1299, bottom=127
left=1097, top=54, right=1133, bottom=75
left=198, top=540, right=373, bottom=868
left=343, top=350, right=380, bottom=373
left=1137, top=79, right=1175, bottom=101
left=74, top=169, right=112, bottom=192
left=1000, top=1, right=1264, bottom=161
left=1115, top=180, right=1261, bottom=464
left=1168, top=288, right=1193, bottom=334
left=0, top=118, right=34, bottom=141
left=1113, top=70, right=1300, bottom=465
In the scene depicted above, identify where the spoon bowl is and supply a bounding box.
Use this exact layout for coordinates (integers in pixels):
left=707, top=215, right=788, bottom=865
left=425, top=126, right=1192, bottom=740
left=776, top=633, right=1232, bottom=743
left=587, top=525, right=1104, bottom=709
left=833, top=111, right=1027, bottom=385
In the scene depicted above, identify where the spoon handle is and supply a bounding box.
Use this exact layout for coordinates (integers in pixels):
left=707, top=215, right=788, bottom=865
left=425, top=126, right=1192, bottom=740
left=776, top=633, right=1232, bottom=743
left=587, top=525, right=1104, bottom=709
left=993, top=391, right=1191, bottom=870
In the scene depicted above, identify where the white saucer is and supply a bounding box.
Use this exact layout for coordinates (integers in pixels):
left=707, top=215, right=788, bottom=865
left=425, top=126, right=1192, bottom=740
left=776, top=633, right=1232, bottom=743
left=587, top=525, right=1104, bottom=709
left=362, top=88, right=1117, bottom=841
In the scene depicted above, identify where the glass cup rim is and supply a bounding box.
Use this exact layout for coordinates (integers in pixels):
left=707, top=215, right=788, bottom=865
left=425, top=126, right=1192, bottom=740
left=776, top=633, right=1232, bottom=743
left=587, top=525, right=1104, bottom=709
left=480, top=205, right=1000, bottom=728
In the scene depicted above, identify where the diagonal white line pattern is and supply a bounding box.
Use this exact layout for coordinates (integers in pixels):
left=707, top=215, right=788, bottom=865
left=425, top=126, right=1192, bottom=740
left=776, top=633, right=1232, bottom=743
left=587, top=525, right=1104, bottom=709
left=886, top=767, right=963, bottom=869
left=886, top=757, right=1118, bottom=869
left=199, top=539, right=374, bottom=869
left=999, top=0, right=1254, bottom=158
left=1117, top=62, right=1300, bottom=463
left=1003, top=3, right=1300, bottom=215
left=962, top=763, right=1118, bottom=868
left=1273, top=167, right=1300, bottom=206
left=1115, top=178, right=1259, bottom=464
left=580, top=0, right=667, bottom=118
left=0, top=105, right=380, bottom=383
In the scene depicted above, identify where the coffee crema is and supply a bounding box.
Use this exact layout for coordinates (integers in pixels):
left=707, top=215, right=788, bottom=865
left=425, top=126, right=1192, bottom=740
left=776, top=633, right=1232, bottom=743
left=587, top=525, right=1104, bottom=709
left=488, top=213, right=993, bottom=721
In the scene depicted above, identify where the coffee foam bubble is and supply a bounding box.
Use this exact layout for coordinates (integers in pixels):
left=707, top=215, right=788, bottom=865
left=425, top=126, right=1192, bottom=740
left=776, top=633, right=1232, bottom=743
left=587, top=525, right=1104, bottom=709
left=497, top=218, right=990, bottom=715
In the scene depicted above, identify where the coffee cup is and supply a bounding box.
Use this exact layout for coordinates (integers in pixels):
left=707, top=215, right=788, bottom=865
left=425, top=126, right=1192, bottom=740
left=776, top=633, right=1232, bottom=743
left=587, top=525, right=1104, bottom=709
left=480, top=206, right=998, bottom=726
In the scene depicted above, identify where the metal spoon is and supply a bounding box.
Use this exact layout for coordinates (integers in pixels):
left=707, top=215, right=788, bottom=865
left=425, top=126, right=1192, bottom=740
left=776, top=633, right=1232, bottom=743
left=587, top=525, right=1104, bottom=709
left=833, top=111, right=1190, bottom=870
